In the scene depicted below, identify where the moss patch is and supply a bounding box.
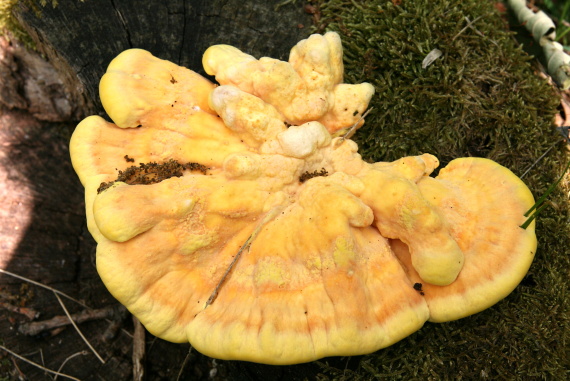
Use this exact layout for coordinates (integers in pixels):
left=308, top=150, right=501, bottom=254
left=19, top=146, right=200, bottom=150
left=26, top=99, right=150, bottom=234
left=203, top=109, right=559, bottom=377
left=0, top=0, right=32, bottom=46
left=0, top=1, right=21, bottom=37
left=314, top=0, right=569, bottom=379
left=0, top=1, right=61, bottom=47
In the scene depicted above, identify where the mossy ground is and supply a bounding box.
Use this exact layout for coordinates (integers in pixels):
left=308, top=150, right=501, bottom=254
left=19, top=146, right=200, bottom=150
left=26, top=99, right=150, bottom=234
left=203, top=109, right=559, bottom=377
left=314, top=0, right=569, bottom=379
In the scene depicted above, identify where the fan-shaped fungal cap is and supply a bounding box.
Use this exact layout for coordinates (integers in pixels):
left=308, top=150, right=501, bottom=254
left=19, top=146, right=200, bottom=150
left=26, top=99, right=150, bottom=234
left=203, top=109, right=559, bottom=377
left=391, top=157, right=537, bottom=322
left=100, top=49, right=216, bottom=128
left=70, top=32, right=537, bottom=365
left=358, top=155, right=466, bottom=286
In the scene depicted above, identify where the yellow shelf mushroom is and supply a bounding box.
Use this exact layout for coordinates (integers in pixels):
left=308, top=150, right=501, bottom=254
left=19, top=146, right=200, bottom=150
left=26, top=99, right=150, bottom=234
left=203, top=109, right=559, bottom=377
left=70, top=32, right=537, bottom=365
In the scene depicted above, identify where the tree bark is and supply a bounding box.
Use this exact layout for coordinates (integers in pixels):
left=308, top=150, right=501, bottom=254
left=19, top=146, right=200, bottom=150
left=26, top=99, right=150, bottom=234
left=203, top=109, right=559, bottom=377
left=13, top=0, right=312, bottom=118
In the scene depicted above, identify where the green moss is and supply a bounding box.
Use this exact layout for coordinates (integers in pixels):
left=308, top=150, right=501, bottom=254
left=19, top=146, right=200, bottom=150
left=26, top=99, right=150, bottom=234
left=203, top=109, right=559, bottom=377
left=0, top=1, right=60, bottom=48
left=0, top=0, right=28, bottom=43
left=314, top=0, right=569, bottom=379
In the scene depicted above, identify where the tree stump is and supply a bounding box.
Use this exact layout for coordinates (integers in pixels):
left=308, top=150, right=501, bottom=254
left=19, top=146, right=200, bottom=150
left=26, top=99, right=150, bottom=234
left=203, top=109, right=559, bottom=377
left=1, top=1, right=325, bottom=380
left=13, top=0, right=313, bottom=118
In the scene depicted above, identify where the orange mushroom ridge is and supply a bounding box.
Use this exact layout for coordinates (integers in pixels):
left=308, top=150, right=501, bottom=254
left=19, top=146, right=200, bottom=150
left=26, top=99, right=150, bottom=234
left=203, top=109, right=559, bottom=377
left=70, top=32, right=537, bottom=365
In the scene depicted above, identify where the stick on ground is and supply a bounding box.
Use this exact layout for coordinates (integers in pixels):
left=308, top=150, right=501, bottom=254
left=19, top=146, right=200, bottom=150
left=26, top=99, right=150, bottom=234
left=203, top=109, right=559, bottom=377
left=18, top=304, right=127, bottom=336
left=132, top=316, right=146, bottom=381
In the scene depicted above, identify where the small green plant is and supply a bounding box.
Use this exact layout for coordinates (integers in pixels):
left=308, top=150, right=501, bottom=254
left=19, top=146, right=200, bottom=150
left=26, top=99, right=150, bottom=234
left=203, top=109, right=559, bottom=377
left=521, top=159, right=570, bottom=229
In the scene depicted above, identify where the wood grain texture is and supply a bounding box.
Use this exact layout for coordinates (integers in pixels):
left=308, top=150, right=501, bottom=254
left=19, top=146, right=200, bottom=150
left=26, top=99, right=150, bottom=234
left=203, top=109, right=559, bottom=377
left=13, top=0, right=312, bottom=118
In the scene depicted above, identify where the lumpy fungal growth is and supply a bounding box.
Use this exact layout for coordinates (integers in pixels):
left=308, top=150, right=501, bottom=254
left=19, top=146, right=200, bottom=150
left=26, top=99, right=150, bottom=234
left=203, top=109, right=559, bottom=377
left=70, top=32, right=537, bottom=365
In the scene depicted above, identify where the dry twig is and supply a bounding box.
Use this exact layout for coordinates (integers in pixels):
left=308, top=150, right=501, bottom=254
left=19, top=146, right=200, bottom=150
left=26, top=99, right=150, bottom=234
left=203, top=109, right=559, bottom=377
left=0, top=268, right=89, bottom=308
left=19, top=304, right=126, bottom=336
left=54, top=351, right=89, bottom=381
left=53, top=292, right=106, bottom=364
left=176, top=346, right=193, bottom=381
left=204, top=206, right=284, bottom=308
left=0, top=344, right=81, bottom=381
left=451, top=15, right=484, bottom=41
left=132, top=316, right=146, bottom=381
left=0, top=268, right=122, bottom=365
left=0, top=301, right=39, bottom=320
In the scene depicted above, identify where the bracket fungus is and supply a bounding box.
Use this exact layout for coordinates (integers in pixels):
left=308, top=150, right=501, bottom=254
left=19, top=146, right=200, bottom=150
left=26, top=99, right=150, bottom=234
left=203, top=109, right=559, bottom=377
left=70, top=32, right=537, bottom=365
